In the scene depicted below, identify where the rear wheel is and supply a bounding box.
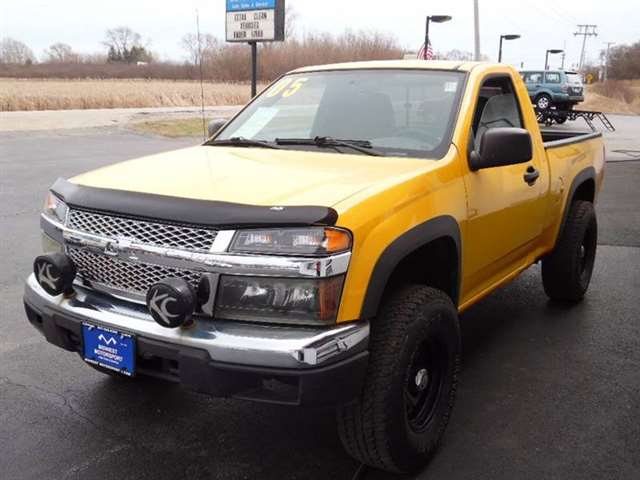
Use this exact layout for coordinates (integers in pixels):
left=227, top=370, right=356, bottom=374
left=542, top=200, right=597, bottom=301
left=336, top=286, right=461, bottom=474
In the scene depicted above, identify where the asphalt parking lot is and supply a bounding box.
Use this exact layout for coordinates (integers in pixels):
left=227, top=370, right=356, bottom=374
left=1, top=115, right=639, bottom=479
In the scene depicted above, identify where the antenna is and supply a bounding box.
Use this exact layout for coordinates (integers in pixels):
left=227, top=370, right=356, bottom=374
left=196, top=9, right=206, bottom=140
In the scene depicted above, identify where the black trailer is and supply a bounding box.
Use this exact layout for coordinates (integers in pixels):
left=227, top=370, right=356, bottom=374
left=536, top=107, right=615, bottom=132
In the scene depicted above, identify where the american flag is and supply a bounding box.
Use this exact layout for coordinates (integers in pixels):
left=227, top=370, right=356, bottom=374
left=417, top=41, right=435, bottom=60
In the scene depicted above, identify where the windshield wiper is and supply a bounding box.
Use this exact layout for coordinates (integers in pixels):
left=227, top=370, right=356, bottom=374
left=205, top=137, right=281, bottom=150
left=275, top=136, right=385, bottom=156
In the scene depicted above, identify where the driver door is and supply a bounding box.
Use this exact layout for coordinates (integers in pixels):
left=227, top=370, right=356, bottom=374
left=462, top=74, right=547, bottom=301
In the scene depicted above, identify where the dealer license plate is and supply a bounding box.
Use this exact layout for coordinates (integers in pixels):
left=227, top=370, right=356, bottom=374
left=82, top=323, right=135, bottom=376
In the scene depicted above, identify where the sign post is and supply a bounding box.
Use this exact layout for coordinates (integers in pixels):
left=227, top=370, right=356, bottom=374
left=226, top=0, right=286, bottom=97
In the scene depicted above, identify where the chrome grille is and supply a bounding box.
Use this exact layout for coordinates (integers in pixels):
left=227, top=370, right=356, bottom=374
left=67, top=209, right=217, bottom=252
left=68, top=248, right=202, bottom=297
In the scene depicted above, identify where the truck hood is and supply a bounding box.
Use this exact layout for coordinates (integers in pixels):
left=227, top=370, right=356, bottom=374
left=71, top=146, right=432, bottom=208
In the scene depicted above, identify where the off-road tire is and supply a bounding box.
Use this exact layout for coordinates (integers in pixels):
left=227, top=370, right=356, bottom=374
left=542, top=200, right=597, bottom=301
left=336, top=286, right=461, bottom=474
left=536, top=93, right=552, bottom=110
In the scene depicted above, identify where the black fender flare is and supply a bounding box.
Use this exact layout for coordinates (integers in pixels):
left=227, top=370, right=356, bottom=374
left=359, top=215, right=461, bottom=319
left=554, top=166, right=596, bottom=249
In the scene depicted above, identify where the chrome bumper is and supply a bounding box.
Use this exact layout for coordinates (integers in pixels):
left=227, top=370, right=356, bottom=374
left=24, top=273, right=369, bottom=369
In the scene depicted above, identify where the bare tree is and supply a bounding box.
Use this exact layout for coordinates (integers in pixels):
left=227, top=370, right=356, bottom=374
left=104, top=26, right=141, bottom=54
left=180, top=33, right=199, bottom=65
left=180, top=33, right=219, bottom=65
left=608, top=41, right=640, bottom=80
left=285, top=4, right=299, bottom=40
left=103, top=26, right=152, bottom=63
left=44, top=43, right=79, bottom=63
left=439, top=49, right=474, bottom=61
left=0, top=37, right=35, bottom=64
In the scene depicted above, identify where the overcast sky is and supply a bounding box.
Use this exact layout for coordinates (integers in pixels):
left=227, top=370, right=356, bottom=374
left=1, top=0, right=637, bottom=69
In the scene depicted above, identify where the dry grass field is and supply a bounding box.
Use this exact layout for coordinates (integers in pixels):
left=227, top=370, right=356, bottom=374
left=2, top=77, right=638, bottom=115
left=582, top=80, right=640, bottom=114
left=0, top=78, right=258, bottom=111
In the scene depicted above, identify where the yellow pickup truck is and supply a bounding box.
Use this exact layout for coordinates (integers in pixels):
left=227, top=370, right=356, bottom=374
left=25, top=61, right=604, bottom=474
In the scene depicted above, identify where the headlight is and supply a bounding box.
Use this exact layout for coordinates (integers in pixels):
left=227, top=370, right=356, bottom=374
left=215, top=275, right=344, bottom=325
left=43, top=192, right=68, bottom=224
left=229, top=227, right=351, bottom=256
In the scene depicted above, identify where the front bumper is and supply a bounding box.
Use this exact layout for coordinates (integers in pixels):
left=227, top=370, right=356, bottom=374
left=24, top=274, right=369, bottom=406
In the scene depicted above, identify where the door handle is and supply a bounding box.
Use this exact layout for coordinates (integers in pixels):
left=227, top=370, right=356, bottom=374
left=524, top=166, right=540, bottom=186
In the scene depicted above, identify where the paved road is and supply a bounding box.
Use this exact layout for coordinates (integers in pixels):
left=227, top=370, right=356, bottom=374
left=1, top=120, right=639, bottom=480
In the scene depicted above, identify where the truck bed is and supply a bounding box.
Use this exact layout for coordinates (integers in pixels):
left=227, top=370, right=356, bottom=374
left=541, top=129, right=602, bottom=147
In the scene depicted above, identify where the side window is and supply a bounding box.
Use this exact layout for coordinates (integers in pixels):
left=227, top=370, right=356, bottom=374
left=471, top=76, right=524, bottom=150
left=524, top=72, right=542, bottom=84
left=545, top=72, right=561, bottom=84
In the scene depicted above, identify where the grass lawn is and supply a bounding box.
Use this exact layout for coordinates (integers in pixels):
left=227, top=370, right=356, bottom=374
left=130, top=118, right=213, bottom=138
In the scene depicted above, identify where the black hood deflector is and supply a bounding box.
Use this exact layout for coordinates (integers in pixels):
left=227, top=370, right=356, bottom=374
left=51, top=178, right=338, bottom=228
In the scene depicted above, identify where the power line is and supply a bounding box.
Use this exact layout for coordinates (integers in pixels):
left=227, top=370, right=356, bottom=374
left=528, top=3, right=575, bottom=28
left=574, top=24, right=598, bottom=71
left=552, top=4, right=581, bottom=25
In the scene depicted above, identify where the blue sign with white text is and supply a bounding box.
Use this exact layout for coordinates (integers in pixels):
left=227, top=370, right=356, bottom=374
left=82, top=323, right=135, bottom=376
left=227, top=0, right=276, bottom=12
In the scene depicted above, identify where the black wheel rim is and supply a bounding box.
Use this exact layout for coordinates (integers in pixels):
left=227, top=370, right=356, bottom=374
left=404, top=335, right=448, bottom=433
left=579, top=220, right=597, bottom=287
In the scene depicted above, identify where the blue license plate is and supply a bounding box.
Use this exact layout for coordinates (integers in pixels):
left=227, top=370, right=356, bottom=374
left=82, top=323, right=135, bottom=376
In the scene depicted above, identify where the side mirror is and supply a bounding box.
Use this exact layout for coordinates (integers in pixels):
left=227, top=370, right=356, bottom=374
left=208, top=119, right=227, bottom=138
left=469, top=127, right=533, bottom=171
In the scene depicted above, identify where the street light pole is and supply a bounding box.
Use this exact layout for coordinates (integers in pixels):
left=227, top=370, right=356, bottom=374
left=545, top=49, right=563, bottom=70
left=498, top=34, right=521, bottom=63
left=473, top=0, right=481, bottom=61
left=423, top=15, right=452, bottom=59
left=545, top=50, right=550, bottom=70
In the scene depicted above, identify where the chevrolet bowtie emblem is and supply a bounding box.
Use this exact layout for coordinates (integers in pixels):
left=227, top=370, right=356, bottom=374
left=104, top=241, right=119, bottom=257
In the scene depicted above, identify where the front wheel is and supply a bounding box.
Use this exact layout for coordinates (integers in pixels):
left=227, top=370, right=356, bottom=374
left=336, top=286, right=461, bottom=474
left=536, top=94, right=552, bottom=110
left=542, top=200, right=598, bottom=301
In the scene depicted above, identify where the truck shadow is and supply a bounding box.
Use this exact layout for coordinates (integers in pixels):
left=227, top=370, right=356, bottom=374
left=77, top=266, right=591, bottom=480
left=79, top=374, right=359, bottom=479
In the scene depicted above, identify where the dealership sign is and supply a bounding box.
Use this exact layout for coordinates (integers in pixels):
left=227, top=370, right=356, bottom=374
left=226, top=0, right=285, bottom=42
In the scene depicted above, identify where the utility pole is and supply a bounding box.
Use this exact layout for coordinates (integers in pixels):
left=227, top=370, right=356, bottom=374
left=574, top=24, right=598, bottom=71
left=561, top=40, right=566, bottom=69
left=603, top=41, right=615, bottom=81
left=473, top=0, right=481, bottom=61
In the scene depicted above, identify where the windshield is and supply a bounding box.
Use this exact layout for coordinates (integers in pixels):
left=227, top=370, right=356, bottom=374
left=217, top=69, right=466, bottom=158
left=566, top=73, right=583, bottom=85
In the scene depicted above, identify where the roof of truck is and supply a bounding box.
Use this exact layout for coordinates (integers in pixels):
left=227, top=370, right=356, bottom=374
left=291, top=60, right=486, bottom=73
